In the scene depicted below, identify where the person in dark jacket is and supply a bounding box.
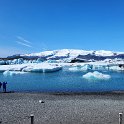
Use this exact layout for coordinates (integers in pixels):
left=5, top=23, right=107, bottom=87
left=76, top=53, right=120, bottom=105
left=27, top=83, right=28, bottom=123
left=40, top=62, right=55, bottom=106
left=0, top=82, right=2, bottom=92
left=3, top=82, right=7, bottom=93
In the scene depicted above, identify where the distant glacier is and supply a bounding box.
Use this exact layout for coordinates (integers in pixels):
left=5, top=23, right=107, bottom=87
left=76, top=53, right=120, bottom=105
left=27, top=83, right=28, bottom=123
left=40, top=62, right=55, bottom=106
left=0, top=49, right=124, bottom=65
left=0, top=49, right=124, bottom=73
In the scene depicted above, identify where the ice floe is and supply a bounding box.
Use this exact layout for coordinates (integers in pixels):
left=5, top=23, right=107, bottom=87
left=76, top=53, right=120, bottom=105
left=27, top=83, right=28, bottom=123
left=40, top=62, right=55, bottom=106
left=3, top=70, right=27, bottom=76
left=109, top=66, right=124, bottom=71
left=68, top=66, right=82, bottom=71
left=68, top=64, right=93, bottom=71
left=67, top=62, right=124, bottom=72
left=0, top=63, right=62, bottom=73
left=83, top=71, right=111, bottom=80
left=22, top=63, right=62, bottom=72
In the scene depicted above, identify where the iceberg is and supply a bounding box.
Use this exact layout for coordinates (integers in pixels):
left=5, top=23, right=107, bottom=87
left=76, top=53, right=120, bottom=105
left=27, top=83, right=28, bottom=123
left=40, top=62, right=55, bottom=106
left=83, top=71, right=111, bottom=80
left=92, top=65, right=109, bottom=70
left=68, top=66, right=81, bottom=71
left=109, top=66, right=124, bottom=71
left=0, top=64, right=27, bottom=72
left=0, top=60, right=6, bottom=65
left=0, top=63, right=62, bottom=73
left=6, top=58, right=24, bottom=65
left=68, top=64, right=124, bottom=72
left=22, top=63, right=62, bottom=73
left=3, top=70, right=27, bottom=76
left=81, top=64, right=93, bottom=70
left=68, top=64, right=93, bottom=71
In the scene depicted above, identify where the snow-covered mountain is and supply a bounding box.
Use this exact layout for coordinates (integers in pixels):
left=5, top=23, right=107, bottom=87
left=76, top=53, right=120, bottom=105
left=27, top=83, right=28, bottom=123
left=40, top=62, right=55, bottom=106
left=20, top=49, right=124, bottom=62
left=1, top=49, right=124, bottom=65
left=1, top=49, right=124, bottom=73
left=22, top=49, right=116, bottom=57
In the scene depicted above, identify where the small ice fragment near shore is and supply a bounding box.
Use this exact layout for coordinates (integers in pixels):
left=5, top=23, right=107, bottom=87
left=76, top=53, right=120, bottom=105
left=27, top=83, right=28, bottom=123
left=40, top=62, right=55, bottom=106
left=83, top=71, right=111, bottom=80
left=39, top=100, right=45, bottom=103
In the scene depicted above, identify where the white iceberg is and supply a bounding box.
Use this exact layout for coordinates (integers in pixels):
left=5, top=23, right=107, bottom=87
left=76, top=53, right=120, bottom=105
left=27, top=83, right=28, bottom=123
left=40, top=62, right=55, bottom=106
left=0, top=63, right=62, bottom=73
left=68, top=64, right=93, bottom=71
left=83, top=71, right=111, bottom=80
left=92, top=65, right=109, bottom=70
left=0, top=60, right=6, bottom=65
left=0, top=64, right=27, bottom=72
left=81, top=64, right=93, bottom=70
left=22, top=63, right=62, bottom=72
left=3, top=70, right=27, bottom=76
left=68, top=66, right=81, bottom=71
left=109, top=66, right=124, bottom=71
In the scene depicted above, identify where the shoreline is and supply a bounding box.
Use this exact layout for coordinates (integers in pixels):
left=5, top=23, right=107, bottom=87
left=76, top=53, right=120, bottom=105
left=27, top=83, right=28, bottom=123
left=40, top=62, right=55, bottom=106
left=1, top=92, right=124, bottom=124
left=1, top=90, right=124, bottom=95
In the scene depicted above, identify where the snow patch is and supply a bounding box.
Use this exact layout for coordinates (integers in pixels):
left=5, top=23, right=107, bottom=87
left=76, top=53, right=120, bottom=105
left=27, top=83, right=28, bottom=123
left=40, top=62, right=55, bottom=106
left=22, top=50, right=54, bottom=57
left=95, top=50, right=114, bottom=56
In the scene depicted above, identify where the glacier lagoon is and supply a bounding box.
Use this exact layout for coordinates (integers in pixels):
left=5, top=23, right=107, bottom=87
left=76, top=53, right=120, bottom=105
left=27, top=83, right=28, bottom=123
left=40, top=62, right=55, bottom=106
left=1, top=49, right=124, bottom=92
left=0, top=68, right=124, bottom=92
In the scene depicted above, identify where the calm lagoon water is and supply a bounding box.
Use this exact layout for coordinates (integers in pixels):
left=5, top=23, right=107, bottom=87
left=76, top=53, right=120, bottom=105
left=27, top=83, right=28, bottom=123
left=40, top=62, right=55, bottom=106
left=0, top=68, right=124, bottom=92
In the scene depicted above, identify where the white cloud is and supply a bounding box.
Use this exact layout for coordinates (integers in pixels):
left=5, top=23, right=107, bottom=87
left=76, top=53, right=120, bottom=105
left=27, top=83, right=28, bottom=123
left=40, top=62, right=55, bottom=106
left=16, top=36, right=33, bottom=48
left=17, top=36, right=31, bottom=44
left=16, top=41, right=32, bottom=48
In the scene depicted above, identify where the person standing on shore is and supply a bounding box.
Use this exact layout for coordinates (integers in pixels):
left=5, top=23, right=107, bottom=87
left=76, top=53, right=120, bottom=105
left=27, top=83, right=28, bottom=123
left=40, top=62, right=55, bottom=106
left=3, top=82, right=7, bottom=93
left=0, top=82, right=2, bottom=92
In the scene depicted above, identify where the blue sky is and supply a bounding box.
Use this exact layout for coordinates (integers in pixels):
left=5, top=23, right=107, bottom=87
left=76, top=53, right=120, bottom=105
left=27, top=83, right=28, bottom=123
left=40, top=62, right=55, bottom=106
left=0, top=0, right=124, bottom=57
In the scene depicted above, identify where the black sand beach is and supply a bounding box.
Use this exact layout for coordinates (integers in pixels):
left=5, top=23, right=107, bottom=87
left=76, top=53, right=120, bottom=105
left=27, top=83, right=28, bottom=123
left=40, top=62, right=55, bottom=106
left=0, top=92, right=124, bottom=124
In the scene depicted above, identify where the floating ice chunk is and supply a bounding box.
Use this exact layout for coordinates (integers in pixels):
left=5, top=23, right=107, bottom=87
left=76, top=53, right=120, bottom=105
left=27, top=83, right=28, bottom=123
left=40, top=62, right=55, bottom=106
left=92, top=65, right=109, bottom=70
left=6, top=58, right=24, bottom=65
left=81, top=64, right=93, bottom=70
left=3, top=70, right=27, bottom=76
left=69, top=64, right=92, bottom=71
left=83, top=71, right=111, bottom=80
left=46, top=60, right=58, bottom=63
left=0, top=64, right=28, bottom=72
left=3, top=71, right=13, bottom=76
left=0, top=63, right=62, bottom=73
left=109, top=66, right=124, bottom=71
left=0, top=60, right=6, bottom=65
left=22, top=63, right=62, bottom=73
left=68, top=67, right=81, bottom=71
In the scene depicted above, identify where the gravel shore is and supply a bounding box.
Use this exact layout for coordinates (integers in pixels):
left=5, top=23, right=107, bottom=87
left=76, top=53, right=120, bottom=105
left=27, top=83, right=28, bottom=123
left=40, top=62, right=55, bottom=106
left=0, top=92, right=124, bottom=124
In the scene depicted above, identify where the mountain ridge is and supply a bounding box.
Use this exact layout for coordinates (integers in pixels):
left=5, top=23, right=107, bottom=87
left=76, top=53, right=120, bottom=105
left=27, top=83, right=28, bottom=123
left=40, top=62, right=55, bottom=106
left=20, top=49, right=124, bottom=57
left=0, top=49, right=124, bottom=65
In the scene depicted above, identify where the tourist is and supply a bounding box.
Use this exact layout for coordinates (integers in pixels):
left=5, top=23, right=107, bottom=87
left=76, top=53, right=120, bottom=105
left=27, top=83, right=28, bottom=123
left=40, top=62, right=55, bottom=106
left=3, top=82, right=7, bottom=93
left=0, top=82, right=2, bottom=92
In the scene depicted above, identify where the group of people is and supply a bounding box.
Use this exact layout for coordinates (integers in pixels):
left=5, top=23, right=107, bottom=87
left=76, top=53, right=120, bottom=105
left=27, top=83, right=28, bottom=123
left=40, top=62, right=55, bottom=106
left=0, top=82, right=7, bottom=93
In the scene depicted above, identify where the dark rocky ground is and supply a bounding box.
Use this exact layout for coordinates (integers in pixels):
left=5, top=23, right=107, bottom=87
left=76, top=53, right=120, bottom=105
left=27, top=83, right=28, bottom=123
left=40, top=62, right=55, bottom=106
left=0, top=92, right=124, bottom=124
